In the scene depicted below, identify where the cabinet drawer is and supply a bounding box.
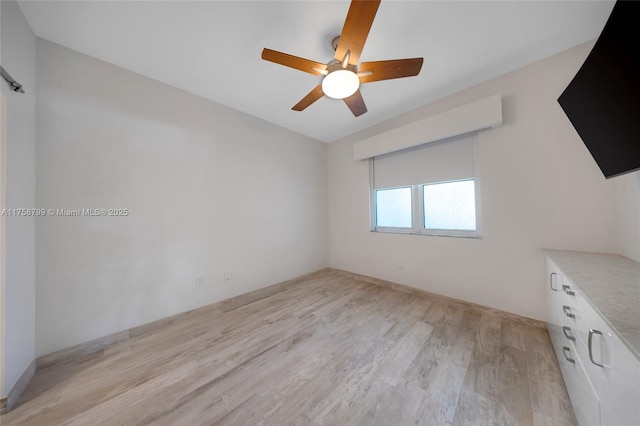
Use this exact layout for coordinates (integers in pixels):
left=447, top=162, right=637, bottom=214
left=557, top=283, right=611, bottom=392
left=557, top=284, right=589, bottom=348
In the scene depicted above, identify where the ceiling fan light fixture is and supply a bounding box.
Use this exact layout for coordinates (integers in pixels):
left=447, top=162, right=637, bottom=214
left=322, top=69, right=359, bottom=99
left=261, top=0, right=422, bottom=116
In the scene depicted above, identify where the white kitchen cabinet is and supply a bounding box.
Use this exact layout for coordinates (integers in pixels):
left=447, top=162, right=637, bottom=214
left=576, top=296, right=640, bottom=426
left=545, top=252, right=640, bottom=426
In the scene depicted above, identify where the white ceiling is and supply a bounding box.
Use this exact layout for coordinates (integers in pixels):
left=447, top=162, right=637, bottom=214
left=18, top=0, right=615, bottom=143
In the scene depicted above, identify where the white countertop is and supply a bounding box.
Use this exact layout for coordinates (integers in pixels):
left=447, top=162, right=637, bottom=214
left=545, top=250, right=640, bottom=360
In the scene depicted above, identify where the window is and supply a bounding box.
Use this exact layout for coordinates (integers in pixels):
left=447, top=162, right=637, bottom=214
left=423, top=180, right=476, bottom=231
left=370, top=134, right=481, bottom=237
left=375, top=187, right=412, bottom=228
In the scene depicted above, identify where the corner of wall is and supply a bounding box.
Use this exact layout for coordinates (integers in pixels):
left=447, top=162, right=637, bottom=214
left=616, top=171, right=640, bottom=262
left=1, top=0, right=38, bottom=400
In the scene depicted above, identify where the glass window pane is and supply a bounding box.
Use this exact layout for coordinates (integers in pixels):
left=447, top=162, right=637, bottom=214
left=423, top=180, right=476, bottom=231
left=376, top=187, right=412, bottom=228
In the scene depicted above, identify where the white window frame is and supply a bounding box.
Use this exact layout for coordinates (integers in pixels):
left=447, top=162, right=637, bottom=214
left=370, top=163, right=482, bottom=238
left=420, top=178, right=481, bottom=238
left=372, top=184, right=417, bottom=234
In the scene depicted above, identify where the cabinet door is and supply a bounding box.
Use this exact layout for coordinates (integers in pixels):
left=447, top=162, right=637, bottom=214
left=554, top=340, right=601, bottom=426
left=578, top=300, right=640, bottom=426
left=546, top=258, right=563, bottom=349
left=600, top=334, right=640, bottom=426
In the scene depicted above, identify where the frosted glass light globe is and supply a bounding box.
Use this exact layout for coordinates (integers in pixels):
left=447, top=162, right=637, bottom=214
left=322, top=69, right=360, bottom=99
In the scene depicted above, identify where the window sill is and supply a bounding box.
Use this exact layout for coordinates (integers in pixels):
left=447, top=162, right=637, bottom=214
left=371, top=229, right=483, bottom=239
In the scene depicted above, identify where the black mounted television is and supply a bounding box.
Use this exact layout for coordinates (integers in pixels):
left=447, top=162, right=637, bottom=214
left=558, top=0, right=640, bottom=179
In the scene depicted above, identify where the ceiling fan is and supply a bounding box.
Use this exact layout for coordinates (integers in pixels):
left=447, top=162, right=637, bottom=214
left=261, top=0, right=423, bottom=117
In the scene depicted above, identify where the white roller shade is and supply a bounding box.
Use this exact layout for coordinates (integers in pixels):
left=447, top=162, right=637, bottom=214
left=373, top=133, right=474, bottom=189
left=354, top=94, right=501, bottom=161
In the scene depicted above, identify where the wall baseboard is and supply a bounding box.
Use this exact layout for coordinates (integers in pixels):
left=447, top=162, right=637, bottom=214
left=0, top=358, right=36, bottom=414
left=330, top=268, right=546, bottom=329
left=36, top=268, right=332, bottom=370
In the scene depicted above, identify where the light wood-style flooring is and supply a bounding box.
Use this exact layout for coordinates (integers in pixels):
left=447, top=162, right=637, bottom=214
left=2, top=270, right=576, bottom=425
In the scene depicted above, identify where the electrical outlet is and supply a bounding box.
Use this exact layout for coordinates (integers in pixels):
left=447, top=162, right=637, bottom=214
left=224, top=272, right=232, bottom=281
left=196, top=275, right=205, bottom=286
left=398, top=260, right=405, bottom=269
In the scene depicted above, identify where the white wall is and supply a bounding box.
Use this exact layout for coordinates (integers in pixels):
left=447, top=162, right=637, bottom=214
left=36, top=39, right=328, bottom=356
left=0, top=0, right=37, bottom=395
left=0, top=88, right=5, bottom=400
left=328, top=41, right=621, bottom=321
left=616, top=171, right=640, bottom=262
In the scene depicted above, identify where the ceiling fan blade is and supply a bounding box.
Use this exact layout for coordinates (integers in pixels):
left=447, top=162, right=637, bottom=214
left=343, top=90, right=367, bottom=117
left=262, top=48, right=327, bottom=76
left=335, top=0, right=381, bottom=66
left=358, top=58, right=424, bottom=84
left=292, top=85, right=325, bottom=111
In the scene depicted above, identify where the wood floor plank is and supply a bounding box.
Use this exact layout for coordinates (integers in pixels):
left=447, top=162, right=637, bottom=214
left=495, top=345, right=535, bottom=426
left=290, top=412, right=316, bottom=426
left=451, top=313, right=502, bottom=426
left=376, top=320, right=434, bottom=388
left=473, top=313, right=503, bottom=400
left=151, top=394, right=228, bottom=426
left=383, top=297, right=434, bottom=343
left=524, top=328, right=578, bottom=426
left=356, top=381, right=428, bottom=426
left=413, top=309, right=480, bottom=425
left=262, top=375, right=334, bottom=426
left=404, top=304, right=465, bottom=390
left=501, top=319, right=546, bottom=352
left=2, top=271, right=574, bottom=426
left=452, top=357, right=497, bottom=426
left=305, top=337, right=395, bottom=425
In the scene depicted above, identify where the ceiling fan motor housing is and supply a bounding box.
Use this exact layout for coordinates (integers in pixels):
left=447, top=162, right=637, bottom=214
left=331, top=36, right=341, bottom=51
left=326, top=61, right=357, bottom=74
